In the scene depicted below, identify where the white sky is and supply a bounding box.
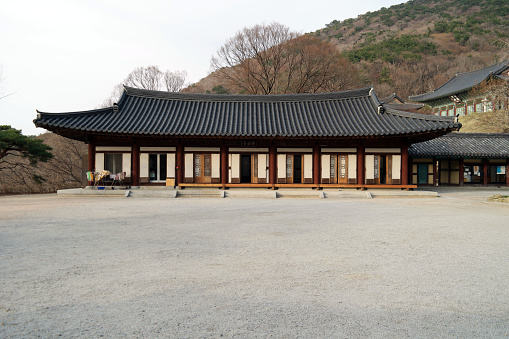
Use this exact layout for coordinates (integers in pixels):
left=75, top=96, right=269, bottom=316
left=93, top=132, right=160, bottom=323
left=0, top=0, right=403, bottom=135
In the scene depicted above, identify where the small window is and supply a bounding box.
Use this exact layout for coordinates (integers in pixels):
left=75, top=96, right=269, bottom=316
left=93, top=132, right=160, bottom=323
left=105, top=153, right=122, bottom=173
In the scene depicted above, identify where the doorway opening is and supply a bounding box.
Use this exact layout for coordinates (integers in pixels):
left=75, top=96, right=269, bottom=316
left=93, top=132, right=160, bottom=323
left=240, top=154, right=251, bottom=183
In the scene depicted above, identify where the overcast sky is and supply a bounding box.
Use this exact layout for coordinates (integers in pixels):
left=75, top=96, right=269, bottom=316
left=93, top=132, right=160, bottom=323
left=0, top=0, right=404, bottom=135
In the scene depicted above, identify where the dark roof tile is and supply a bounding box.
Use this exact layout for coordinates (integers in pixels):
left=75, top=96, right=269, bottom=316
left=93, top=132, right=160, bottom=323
left=409, top=60, right=509, bottom=103
left=35, top=86, right=459, bottom=140
left=409, top=133, right=509, bottom=158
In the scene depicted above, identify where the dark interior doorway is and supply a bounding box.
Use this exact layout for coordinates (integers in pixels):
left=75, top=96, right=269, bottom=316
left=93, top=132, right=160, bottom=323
left=240, top=154, right=251, bottom=183
left=379, top=155, right=387, bottom=184
left=293, top=155, right=302, bottom=184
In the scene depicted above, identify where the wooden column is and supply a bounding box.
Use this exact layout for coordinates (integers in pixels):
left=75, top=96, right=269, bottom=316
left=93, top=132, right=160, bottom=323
left=401, top=145, right=409, bottom=186
left=433, top=158, right=438, bottom=186
left=176, top=143, right=184, bottom=186
left=459, top=158, right=464, bottom=186
left=269, top=144, right=276, bottom=188
left=313, top=145, right=320, bottom=187
left=506, top=159, right=509, bottom=187
left=87, top=143, right=95, bottom=185
left=357, top=146, right=365, bottom=185
left=221, top=144, right=228, bottom=188
left=483, top=162, right=488, bottom=187
left=132, top=144, right=140, bottom=186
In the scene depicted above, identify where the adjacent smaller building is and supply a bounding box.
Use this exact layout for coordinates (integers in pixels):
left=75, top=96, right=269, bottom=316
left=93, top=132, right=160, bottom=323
left=409, top=60, right=509, bottom=117
left=409, top=133, right=509, bottom=187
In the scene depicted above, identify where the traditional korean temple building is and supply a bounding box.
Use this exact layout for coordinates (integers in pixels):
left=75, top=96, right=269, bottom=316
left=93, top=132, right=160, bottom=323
left=409, top=60, right=509, bottom=117
left=34, top=86, right=461, bottom=189
left=409, top=133, right=509, bottom=187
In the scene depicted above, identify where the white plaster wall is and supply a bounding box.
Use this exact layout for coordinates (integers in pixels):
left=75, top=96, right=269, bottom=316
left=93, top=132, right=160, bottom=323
left=277, top=148, right=312, bottom=153
left=122, top=153, right=131, bottom=177
left=228, top=154, right=232, bottom=183
left=277, top=154, right=286, bottom=179
left=140, top=153, right=149, bottom=178
left=304, top=154, right=313, bottom=179
left=258, top=154, right=267, bottom=179
left=95, top=153, right=104, bottom=172
left=321, top=148, right=356, bottom=153
left=96, top=146, right=131, bottom=152
left=365, top=155, right=375, bottom=180
left=229, top=148, right=269, bottom=152
left=392, top=155, right=401, bottom=180
left=167, top=153, right=175, bottom=178
left=140, top=147, right=176, bottom=152
left=348, top=154, right=357, bottom=180
left=185, top=147, right=220, bottom=152
left=321, top=155, right=330, bottom=179
left=211, top=154, right=220, bottom=179
left=365, top=148, right=401, bottom=153
left=184, top=154, right=193, bottom=178
left=231, top=154, right=240, bottom=179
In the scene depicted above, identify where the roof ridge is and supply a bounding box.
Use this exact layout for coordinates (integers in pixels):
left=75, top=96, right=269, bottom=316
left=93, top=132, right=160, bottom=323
left=385, top=107, right=457, bottom=122
left=36, top=107, right=113, bottom=117
left=123, top=86, right=374, bottom=102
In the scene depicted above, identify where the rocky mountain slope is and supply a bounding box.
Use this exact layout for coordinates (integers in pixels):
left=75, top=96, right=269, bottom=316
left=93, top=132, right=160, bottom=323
left=186, top=0, right=509, bottom=102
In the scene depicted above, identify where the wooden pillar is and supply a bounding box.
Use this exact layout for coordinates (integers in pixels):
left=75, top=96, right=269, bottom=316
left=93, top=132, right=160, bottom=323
left=408, top=157, right=414, bottom=185
left=87, top=143, right=95, bottom=185
left=176, top=143, right=184, bottom=186
left=483, top=162, right=488, bottom=187
left=132, top=143, right=140, bottom=186
left=506, top=159, right=509, bottom=187
left=357, top=146, right=365, bottom=185
left=221, top=144, right=228, bottom=188
left=269, top=144, right=276, bottom=188
left=401, top=145, right=408, bottom=186
left=433, top=158, right=437, bottom=186
left=313, top=145, right=320, bottom=187
left=459, top=158, right=464, bottom=186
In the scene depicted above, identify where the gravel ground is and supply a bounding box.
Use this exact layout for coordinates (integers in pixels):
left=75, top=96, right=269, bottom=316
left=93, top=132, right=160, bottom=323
left=1, top=191, right=508, bottom=338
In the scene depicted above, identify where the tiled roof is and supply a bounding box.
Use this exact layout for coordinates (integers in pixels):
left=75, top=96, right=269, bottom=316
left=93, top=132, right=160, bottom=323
left=409, top=133, right=509, bottom=158
left=34, top=86, right=459, bottom=140
left=409, top=60, right=509, bottom=103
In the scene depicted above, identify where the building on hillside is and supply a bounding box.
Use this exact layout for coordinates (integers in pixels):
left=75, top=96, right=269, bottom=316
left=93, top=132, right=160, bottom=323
left=409, top=60, right=509, bottom=117
left=409, top=133, right=509, bottom=187
left=34, top=86, right=460, bottom=189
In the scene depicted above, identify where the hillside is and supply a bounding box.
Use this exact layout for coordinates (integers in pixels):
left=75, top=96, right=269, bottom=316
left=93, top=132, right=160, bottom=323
left=186, top=0, right=509, bottom=102
left=315, top=0, right=509, bottom=99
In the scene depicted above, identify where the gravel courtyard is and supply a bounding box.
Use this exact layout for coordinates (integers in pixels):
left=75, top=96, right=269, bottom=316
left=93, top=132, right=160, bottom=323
left=1, top=190, right=508, bottom=338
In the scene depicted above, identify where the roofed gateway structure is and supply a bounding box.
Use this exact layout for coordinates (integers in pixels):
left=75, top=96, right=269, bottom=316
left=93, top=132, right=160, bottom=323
left=34, top=86, right=460, bottom=189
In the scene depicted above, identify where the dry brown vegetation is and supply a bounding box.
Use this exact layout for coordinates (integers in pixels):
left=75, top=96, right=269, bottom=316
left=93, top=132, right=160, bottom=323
left=189, top=0, right=509, bottom=103
left=0, top=133, right=87, bottom=194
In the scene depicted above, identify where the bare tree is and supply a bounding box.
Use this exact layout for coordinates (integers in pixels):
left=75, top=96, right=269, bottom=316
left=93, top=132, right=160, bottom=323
left=101, top=66, right=189, bottom=108
left=211, top=22, right=300, bottom=94
left=211, top=23, right=360, bottom=94
left=124, top=65, right=164, bottom=90
left=282, top=35, right=360, bottom=93
left=164, top=70, right=188, bottom=92
left=101, top=83, right=124, bottom=108
left=124, top=65, right=188, bottom=92
left=0, top=64, right=12, bottom=100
